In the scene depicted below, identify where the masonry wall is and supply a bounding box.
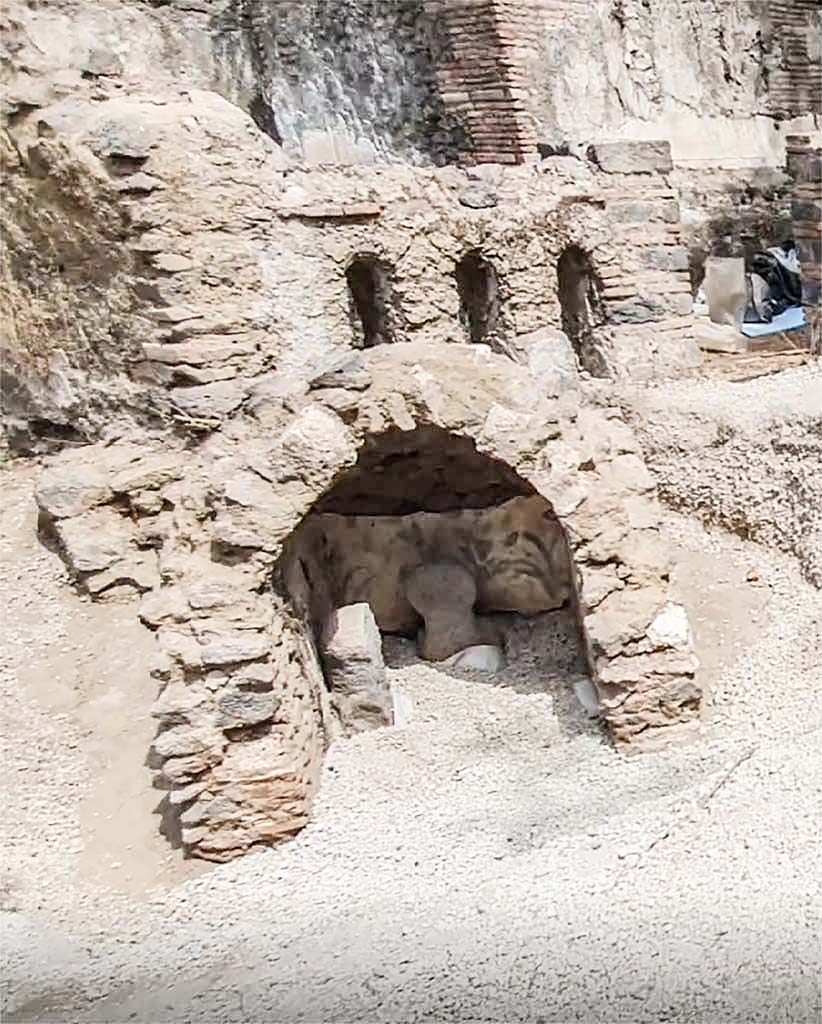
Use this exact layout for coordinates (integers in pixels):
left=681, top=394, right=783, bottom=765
left=763, top=0, right=822, bottom=119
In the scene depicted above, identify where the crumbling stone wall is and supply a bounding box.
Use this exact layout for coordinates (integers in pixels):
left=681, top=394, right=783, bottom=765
left=36, top=341, right=701, bottom=860
left=1, top=86, right=700, bottom=447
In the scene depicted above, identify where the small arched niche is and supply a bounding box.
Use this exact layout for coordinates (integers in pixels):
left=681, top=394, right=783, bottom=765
left=346, top=255, right=398, bottom=348
left=278, top=426, right=595, bottom=738
left=455, top=249, right=501, bottom=344
left=557, top=245, right=606, bottom=375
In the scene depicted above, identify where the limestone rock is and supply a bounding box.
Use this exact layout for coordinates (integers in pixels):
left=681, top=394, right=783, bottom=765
left=309, top=352, right=371, bottom=392
left=458, top=183, right=498, bottom=209
left=199, top=632, right=271, bottom=666
left=279, top=404, right=357, bottom=487
left=217, top=689, right=281, bottom=728
left=512, top=326, right=579, bottom=395
left=321, top=603, right=393, bottom=734
left=53, top=509, right=133, bottom=575
left=110, top=453, right=184, bottom=494
left=647, top=602, right=693, bottom=651
left=84, top=551, right=160, bottom=595
left=142, top=336, right=258, bottom=367
left=36, top=464, right=112, bottom=519
left=442, top=644, right=505, bottom=672
left=151, top=726, right=221, bottom=761
left=152, top=680, right=209, bottom=723
left=589, top=140, right=673, bottom=174
left=85, top=114, right=155, bottom=160
left=573, top=677, right=602, bottom=718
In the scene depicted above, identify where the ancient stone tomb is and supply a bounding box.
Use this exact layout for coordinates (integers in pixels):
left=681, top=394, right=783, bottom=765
left=36, top=342, right=700, bottom=861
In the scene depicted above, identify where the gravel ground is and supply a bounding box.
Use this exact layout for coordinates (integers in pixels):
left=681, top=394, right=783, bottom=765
left=1, top=460, right=820, bottom=1024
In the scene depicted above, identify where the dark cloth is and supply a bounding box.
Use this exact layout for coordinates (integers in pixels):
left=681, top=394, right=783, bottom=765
left=743, top=250, right=802, bottom=323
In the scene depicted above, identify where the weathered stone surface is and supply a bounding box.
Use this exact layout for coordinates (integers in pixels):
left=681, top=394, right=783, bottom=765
left=151, top=726, right=220, bottom=761
left=110, top=454, right=184, bottom=494
left=644, top=247, right=689, bottom=271
left=442, top=644, right=505, bottom=673
left=509, top=326, right=579, bottom=396
left=170, top=381, right=246, bottom=418
left=279, top=405, right=357, bottom=486
left=84, top=551, right=160, bottom=595
left=458, top=183, right=498, bottom=209
left=647, top=601, right=693, bottom=650
left=217, top=689, right=281, bottom=728
left=199, top=633, right=271, bottom=666
left=309, top=352, right=371, bottom=392
left=36, top=464, right=112, bottom=518
left=703, top=257, right=747, bottom=327
left=292, top=495, right=571, bottom=634
left=85, top=113, right=155, bottom=159
left=406, top=563, right=498, bottom=662
left=142, top=337, right=258, bottom=367
left=321, top=603, right=393, bottom=733
left=590, top=140, right=673, bottom=174
left=53, top=509, right=133, bottom=574
left=152, top=680, right=209, bottom=722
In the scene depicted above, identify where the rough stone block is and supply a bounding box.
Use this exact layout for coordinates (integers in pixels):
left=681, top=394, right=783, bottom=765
left=458, top=183, right=498, bottom=208
left=170, top=380, right=246, bottom=418
left=590, top=140, right=673, bottom=174
left=309, top=352, right=372, bottom=392
left=513, top=326, right=579, bottom=396
left=199, top=632, right=271, bottom=666
left=85, top=114, right=154, bottom=159
left=608, top=199, right=680, bottom=224
left=109, top=453, right=184, bottom=494
left=321, top=603, right=393, bottom=734
left=36, top=464, right=112, bottom=518
left=151, top=725, right=220, bottom=761
left=643, top=247, right=689, bottom=271
left=53, top=508, right=133, bottom=575
left=703, top=257, right=746, bottom=327
left=217, top=688, right=281, bottom=728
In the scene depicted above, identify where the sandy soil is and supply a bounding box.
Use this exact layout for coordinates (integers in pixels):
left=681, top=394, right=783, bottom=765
left=1, top=459, right=819, bottom=1023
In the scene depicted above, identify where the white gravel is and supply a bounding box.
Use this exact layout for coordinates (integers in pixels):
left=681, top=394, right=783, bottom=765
left=1, top=462, right=820, bottom=1024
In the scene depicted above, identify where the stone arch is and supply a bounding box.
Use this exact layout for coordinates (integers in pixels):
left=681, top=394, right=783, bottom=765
left=35, top=341, right=700, bottom=862
left=455, top=249, right=501, bottom=343
left=345, top=253, right=398, bottom=347
left=279, top=425, right=577, bottom=733
left=557, top=244, right=607, bottom=375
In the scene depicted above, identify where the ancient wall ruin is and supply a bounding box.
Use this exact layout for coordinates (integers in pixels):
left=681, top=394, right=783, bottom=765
left=35, top=342, right=700, bottom=860
left=2, top=0, right=819, bottom=865
left=1, top=82, right=703, bottom=449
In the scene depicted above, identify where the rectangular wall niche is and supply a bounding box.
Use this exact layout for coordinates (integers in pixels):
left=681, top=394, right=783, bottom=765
left=346, top=256, right=398, bottom=347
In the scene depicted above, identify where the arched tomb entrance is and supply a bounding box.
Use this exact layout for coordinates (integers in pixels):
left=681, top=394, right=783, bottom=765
left=35, top=341, right=701, bottom=862
left=280, top=426, right=578, bottom=734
